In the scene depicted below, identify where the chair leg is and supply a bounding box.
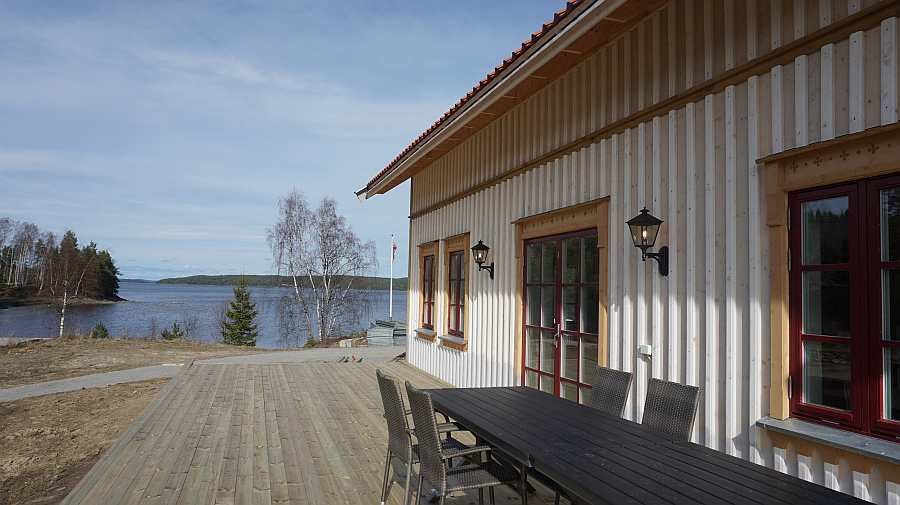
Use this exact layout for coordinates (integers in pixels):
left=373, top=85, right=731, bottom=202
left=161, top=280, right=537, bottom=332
left=489, top=486, right=495, bottom=505
left=402, top=459, right=413, bottom=505
left=381, top=450, right=392, bottom=505
left=415, top=475, right=424, bottom=505
left=554, top=490, right=561, bottom=505
left=478, top=488, right=484, bottom=505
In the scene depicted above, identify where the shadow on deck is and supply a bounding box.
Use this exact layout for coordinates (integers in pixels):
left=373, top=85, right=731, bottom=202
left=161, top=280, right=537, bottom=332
left=62, top=362, right=554, bottom=505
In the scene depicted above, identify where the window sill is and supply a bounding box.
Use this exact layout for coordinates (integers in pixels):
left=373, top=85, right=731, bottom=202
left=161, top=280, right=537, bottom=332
left=757, top=417, right=900, bottom=465
left=438, top=334, right=467, bottom=352
left=414, top=328, right=436, bottom=342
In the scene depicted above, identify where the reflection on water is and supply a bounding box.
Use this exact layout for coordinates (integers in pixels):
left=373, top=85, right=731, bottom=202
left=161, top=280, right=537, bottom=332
left=0, top=280, right=407, bottom=349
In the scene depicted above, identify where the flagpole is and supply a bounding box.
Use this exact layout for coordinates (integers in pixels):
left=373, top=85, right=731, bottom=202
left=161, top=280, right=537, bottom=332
left=389, top=234, right=394, bottom=320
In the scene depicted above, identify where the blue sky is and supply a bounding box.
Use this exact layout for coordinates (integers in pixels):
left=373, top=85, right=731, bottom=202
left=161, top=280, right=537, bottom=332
left=0, top=0, right=560, bottom=279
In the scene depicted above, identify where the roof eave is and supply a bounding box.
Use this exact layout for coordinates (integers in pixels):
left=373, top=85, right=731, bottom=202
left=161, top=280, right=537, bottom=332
left=361, top=0, right=632, bottom=199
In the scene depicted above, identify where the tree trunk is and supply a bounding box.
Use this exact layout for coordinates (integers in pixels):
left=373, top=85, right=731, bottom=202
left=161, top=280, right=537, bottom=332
left=58, top=283, right=68, bottom=338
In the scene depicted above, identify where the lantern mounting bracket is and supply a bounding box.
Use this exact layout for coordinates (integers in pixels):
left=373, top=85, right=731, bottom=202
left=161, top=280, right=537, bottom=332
left=642, top=246, right=669, bottom=276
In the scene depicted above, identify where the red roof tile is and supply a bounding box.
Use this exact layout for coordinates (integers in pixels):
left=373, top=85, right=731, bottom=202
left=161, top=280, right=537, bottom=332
left=363, top=0, right=583, bottom=194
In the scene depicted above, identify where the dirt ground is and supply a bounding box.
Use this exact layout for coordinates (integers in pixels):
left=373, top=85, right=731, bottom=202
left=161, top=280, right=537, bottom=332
left=0, top=379, right=167, bottom=505
left=0, top=337, right=261, bottom=388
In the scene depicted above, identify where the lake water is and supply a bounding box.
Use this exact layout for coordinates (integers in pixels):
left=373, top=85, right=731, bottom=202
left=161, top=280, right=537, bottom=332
left=0, top=280, right=408, bottom=349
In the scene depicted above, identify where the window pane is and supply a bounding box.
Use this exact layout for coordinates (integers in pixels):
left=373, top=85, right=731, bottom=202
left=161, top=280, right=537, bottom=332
left=540, top=331, right=555, bottom=373
left=561, top=333, right=578, bottom=380
left=540, top=374, right=554, bottom=394
left=884, top=269, right=900, bottom=341
left=563, top=238, right=580, bottom=283
left=580, top=335, right=598, bottom=385
left=449, top=253, right=459, bottom=281
left=526, top=244, right=541, bottom=283
left=525, top=328, right=539, bottom=368
left=802, top=196, right=849, bottom=265
left=885, top=349, right=900, bottom=421
left=802, top=271, right=850, bottom=337
left=562, top=286, right=578, bottom=331
left=526, top=286, right=540, bottom=326
left=561, top=382, right=577, bottom=402
left=881, top=187, right=900, bottom=261
left=449, top=279, right=458, bottom=305
left=541, top=286, right=556, bottom=328
left=583, top=236, right=599, bottom=284
left=542, top=243, right=557, bottom=283
left=579, top=387, right=592, bottom=405
left=449, top=305, right=458, bottom=331
left=803, top=340, right=852, bottom=410
left=581, top=286, right=599, bottom=334
left=526, top=370, right=538, bottom=389
left=424, top=256, right=433, bottom=281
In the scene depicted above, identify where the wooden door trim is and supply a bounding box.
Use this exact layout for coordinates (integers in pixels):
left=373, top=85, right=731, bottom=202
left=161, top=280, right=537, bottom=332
left=514, top=199, right=610, bottom=384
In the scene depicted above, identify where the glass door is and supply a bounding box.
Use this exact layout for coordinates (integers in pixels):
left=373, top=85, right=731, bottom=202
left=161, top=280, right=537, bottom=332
left=523, top=229, right=600, bottom=403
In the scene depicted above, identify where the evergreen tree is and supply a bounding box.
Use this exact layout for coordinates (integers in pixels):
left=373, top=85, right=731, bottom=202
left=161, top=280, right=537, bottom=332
left=221, top=278, right=258, bottom=346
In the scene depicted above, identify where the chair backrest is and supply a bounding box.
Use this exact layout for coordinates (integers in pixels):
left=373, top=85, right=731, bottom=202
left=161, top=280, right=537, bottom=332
left=641, top=378, right=701, bottom=442
left=589, top=366, right=633, bottom=417
left=405, top=381, right=446, bottom=494
left=376, top=369, right=412, bottom=460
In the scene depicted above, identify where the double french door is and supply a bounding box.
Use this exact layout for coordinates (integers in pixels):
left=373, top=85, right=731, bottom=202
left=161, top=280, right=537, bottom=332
left=522, top=229, right=600, bottom=404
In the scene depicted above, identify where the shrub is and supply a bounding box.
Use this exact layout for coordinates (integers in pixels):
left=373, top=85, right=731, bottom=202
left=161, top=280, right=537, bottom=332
left=90, top=322, right=110, bottom=339
left=160, top=321, right=185, bottom=341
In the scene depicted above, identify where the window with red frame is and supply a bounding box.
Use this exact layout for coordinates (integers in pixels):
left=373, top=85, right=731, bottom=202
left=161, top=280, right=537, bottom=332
left=447, top=250, right=465, bottom=337
left=421, top=255, right=435, bottom=329
left=790, top=174, right=900, bottom=439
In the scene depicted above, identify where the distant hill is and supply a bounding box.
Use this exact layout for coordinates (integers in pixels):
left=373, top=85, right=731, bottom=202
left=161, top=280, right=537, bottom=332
left=157, top=274, right=409, bottom=291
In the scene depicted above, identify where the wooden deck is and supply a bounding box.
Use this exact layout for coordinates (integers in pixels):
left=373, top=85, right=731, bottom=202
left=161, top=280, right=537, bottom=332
left=62, top=362, right=551, bottom=505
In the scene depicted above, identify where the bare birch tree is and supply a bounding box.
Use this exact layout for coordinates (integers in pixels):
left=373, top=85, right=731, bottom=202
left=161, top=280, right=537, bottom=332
left=268, top=191, right=377, bottom=344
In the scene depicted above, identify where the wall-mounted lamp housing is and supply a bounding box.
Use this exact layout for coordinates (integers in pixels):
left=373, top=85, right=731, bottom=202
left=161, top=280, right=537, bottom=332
left=626, top=207, right=669, bottom=276
left=470, top=240, right=494, bottom=280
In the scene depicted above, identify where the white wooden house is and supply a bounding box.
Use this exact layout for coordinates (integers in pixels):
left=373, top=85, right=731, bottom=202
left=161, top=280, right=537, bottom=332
left=358, top=0, right=900, bottom=501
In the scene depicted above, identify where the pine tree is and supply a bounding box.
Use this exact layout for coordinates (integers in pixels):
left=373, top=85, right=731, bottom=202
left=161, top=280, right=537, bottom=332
left=221, top=278, right=258, bottom=346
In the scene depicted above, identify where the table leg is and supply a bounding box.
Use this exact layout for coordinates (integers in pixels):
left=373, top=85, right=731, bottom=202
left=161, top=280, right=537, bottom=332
left=519, top=463, right=528, bottom=505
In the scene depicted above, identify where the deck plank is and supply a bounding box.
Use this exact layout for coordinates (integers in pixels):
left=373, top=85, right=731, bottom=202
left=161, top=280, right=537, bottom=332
left=63, top=361, right=552, bottom=505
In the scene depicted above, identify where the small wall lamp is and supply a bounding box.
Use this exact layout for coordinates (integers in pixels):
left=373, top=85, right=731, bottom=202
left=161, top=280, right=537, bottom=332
left=470, top=240, right=494, bottom=280
left=626, top=207, right=669, bottom=276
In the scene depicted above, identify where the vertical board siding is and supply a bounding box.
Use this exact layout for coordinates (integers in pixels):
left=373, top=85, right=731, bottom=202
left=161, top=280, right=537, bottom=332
left=409, top=0, right=885, bottom=215
left=406, top=4, right=900, bottom=503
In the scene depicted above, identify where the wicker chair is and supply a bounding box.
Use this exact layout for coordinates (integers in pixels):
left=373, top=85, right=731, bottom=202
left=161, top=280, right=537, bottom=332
left=588, top=366, right=633, bottom=416
left=405, top=381, right=521, bottom=505
left=641, top=378, right=701, bottom=441
left=376, top=369, right=465, bottom=505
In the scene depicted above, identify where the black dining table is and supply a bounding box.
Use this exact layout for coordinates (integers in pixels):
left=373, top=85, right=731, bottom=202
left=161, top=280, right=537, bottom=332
left=425, top=386, right=867, bottom=505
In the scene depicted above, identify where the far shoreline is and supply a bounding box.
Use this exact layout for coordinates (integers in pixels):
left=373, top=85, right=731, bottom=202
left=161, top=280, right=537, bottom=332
left=0, top=295, right=125, bottom=311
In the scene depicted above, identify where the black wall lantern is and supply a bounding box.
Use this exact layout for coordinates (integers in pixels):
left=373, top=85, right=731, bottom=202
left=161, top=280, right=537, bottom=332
left=626, top=207, right=669, bottom=276
left=471, top=240, right=494, bottom=279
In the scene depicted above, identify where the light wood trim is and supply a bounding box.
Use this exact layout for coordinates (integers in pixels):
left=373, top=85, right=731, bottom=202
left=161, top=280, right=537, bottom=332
left=442, top=233, right=470, bottom=351
left=415, top=241, right=438, bottom=342
left=409, top=0, right=898, bottom=219
left=513, top=200, right=610, bottom=380
left=762, top=126, right=900, bottom=420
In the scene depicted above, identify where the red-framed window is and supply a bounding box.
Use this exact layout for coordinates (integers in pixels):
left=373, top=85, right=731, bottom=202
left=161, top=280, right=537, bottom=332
left=421, top=255, right=435, bottom=329
left=447, top=250, right=466, bottom=337
left=790, top=174, right=900, bottom=439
